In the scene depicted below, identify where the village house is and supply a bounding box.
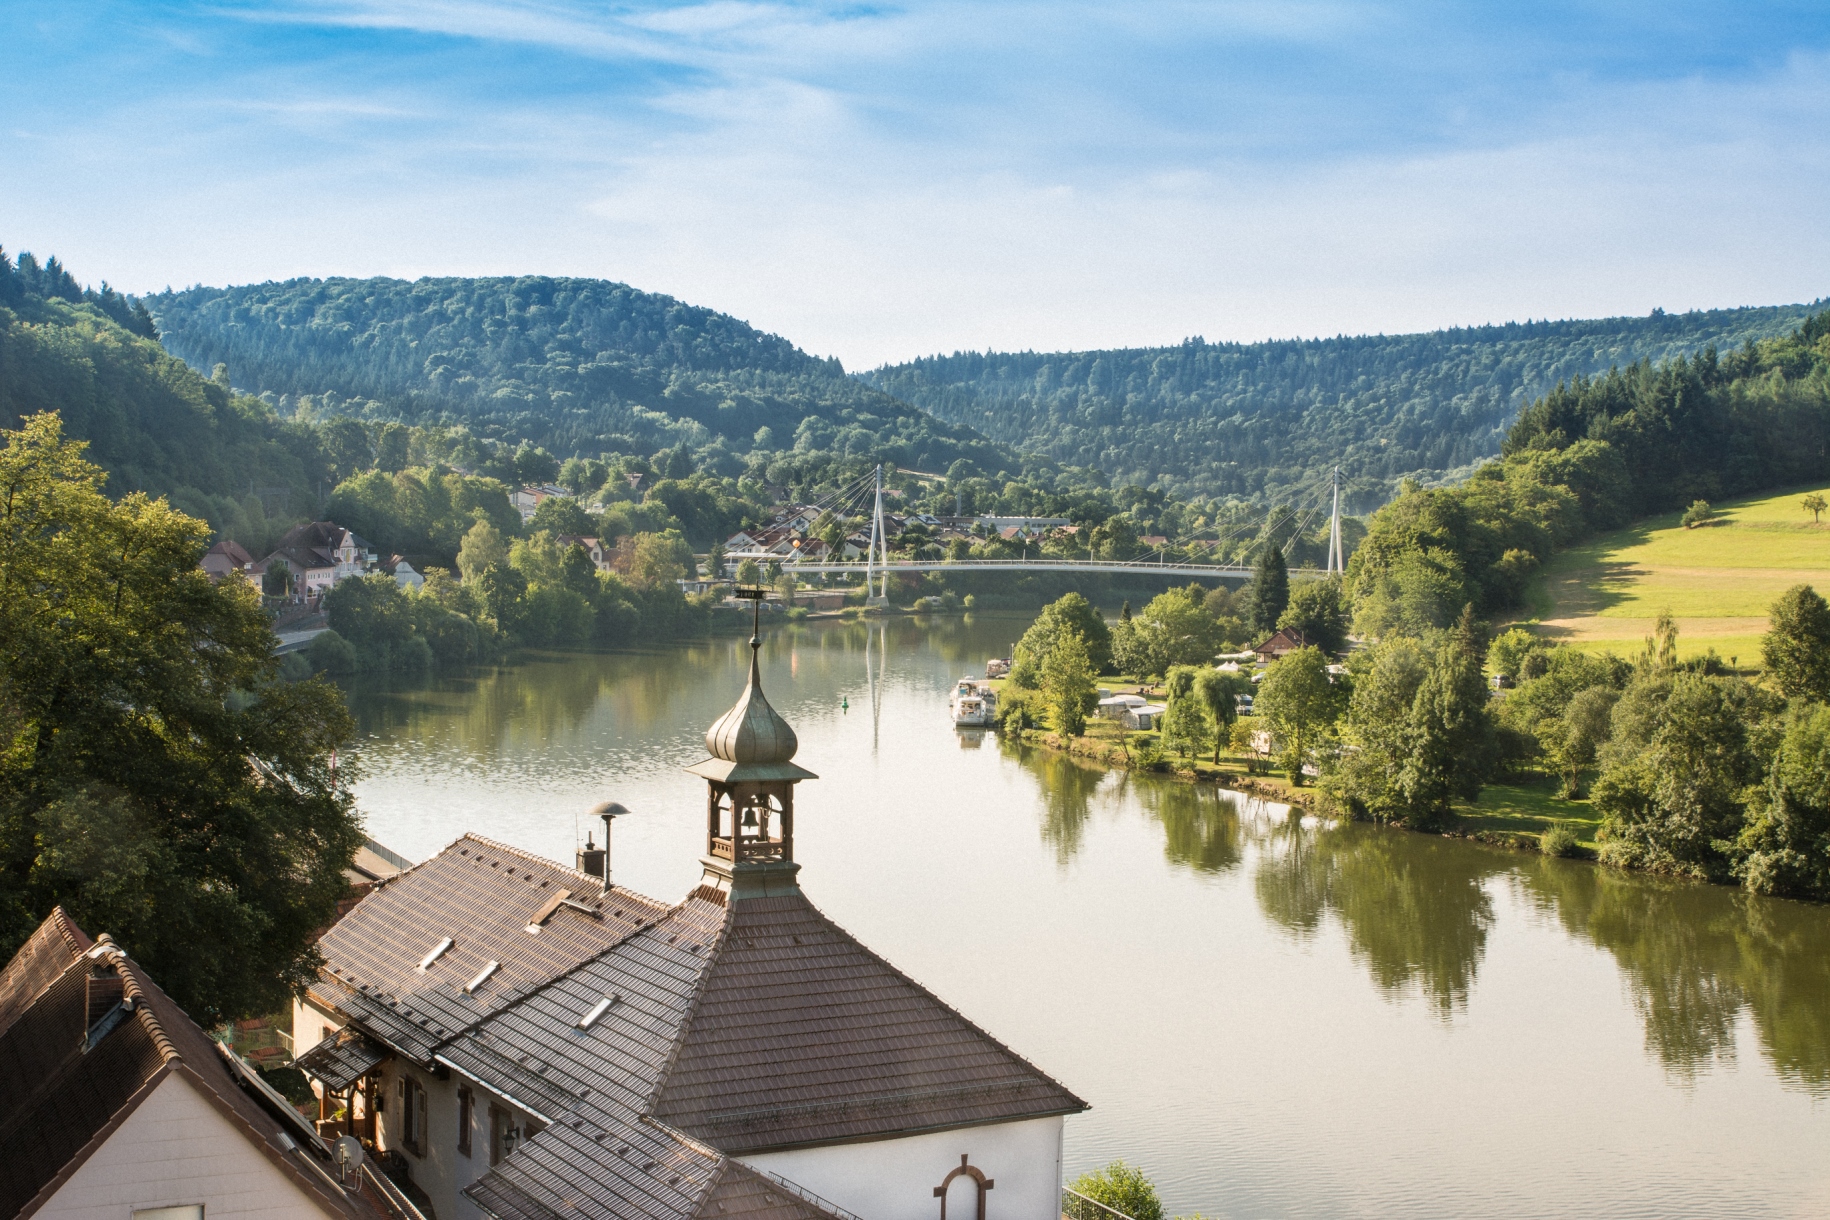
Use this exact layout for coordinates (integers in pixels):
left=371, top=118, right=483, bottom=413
left=201, top=539, right=257, bottom=580
left=290, top=632, right=1086, bottom=1220
left=256, top=522, right=379, bottom=599
left=1252, top=626, right=1310, bottom=664
left=385, top=556, right=425, bottom=591
left=0, top=908, right=408, bottom=1220
left=555, top=536, right=613, bottom=575
left=511, top=485, right=573, bottom=523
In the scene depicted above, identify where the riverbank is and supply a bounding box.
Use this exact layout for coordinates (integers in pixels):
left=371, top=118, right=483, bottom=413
left=999, top=718, right=1606, bottom=860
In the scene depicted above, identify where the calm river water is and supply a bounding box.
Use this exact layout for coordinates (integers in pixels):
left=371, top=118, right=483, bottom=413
left=343, top=615, right=1830, bottom=1219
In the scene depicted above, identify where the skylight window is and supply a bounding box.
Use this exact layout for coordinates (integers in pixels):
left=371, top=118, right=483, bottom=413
left=417, top=937, right=454, bottom=972
left=577, top=995, right=617, bottom=1029
left=465, top=961, right=499, bottom=994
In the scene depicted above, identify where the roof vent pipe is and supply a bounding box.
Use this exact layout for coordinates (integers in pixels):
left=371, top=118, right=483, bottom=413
left=578, top=802, right=629, bottom=886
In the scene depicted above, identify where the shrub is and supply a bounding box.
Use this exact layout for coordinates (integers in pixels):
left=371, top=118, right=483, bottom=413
left=1067, top=1161, right=1164, bottom=1220
left=1679, top=499, right=1715, bottom=528
left=307, top=629, right=358, bottom=675
left=1540, top=822, right=1580, bottom=857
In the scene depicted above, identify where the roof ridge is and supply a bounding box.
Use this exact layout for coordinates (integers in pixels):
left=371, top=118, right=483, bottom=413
left=458, top=832, right=665, bottom=905
left=798, top=896, right=1085, bottom=1110
left=114, top=959, right=182, bottom=1066
left=641, top=895, right=737, bottom=1116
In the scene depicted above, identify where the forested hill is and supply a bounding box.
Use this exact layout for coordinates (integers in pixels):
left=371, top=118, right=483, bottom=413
left=0, top=248, right=324, bottom=530
left=862, top=303, right=1826, bottom=508
left=150, top=277, right=1017, bottom=475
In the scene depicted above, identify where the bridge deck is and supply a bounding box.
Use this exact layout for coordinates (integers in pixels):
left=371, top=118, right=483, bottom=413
left=719, top=554, right=1324, bottom=578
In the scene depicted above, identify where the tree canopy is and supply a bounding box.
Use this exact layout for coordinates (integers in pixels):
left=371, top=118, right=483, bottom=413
left=0, top=413, right=360, bottom=1024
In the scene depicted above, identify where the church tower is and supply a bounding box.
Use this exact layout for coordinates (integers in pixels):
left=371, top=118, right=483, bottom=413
left=685, top=614, right=818, bottom=900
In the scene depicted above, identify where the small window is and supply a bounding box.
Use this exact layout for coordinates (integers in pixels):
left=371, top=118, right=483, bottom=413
left=135, top=1209, right=203, bottom=1220
left=457, top=1088, right=474, bottom=1157
left=399, top=1077, right=427, bottom=1157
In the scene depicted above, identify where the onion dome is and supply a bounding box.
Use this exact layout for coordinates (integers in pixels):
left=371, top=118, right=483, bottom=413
left=686, top=640, right=818, bottom=785
left=706, top=648, right=799, bottom=765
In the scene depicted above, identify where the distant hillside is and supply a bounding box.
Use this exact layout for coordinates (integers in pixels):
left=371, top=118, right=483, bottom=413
left=862, top=304, right=1826, bottom=508
left=149, top=277, right=1020, bottom=476
left=0, top=247, right=325, bottom=532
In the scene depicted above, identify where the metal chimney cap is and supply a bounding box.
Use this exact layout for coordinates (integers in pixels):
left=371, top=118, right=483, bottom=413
left=590, top=801, right=631, bottom=820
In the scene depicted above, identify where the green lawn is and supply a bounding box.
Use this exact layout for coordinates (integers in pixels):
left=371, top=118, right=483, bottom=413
left=1526, top=481, right=1830, bottom=664
left=1454, top=776, right=1601, bottom=847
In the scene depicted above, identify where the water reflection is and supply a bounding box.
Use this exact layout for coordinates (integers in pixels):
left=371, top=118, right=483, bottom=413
left=1010, top=743, right=1111, bottom=865
left=1141, top=781, right=1243, bottom=875
left=1516, top=859, right=1830, bottom=1092
left=345, top=615, right=1830, bottom=1147
left=1251, top=815, right=1500, bottom=1017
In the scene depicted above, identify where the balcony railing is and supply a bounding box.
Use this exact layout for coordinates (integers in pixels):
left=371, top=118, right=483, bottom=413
left=1063, top=1188, right=1140, bottom=1220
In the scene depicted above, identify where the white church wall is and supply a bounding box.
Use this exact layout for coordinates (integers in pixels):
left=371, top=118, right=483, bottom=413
left=744, top=1115, right=1065, bottom=1220
left=40, top=1071, right=328, bottom=1220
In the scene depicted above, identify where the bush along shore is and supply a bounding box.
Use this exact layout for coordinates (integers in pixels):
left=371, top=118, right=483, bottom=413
left=997, top=578, right=1830, bottom=902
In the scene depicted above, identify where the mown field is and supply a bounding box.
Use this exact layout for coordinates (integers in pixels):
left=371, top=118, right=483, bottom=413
left=1526, top=482, right=1830, bottom=664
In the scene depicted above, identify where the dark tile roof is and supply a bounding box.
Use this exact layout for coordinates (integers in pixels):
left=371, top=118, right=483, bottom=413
left=308, top=834, right=671, bottom=1064
left=296, top=1026, right=393, bottom=1091
left=447, top=878, right=1082, bottom=1219
left=0, top=914, right=383, bottom=1220
left=318, top=844, right=1082, bottom=1220
left=0, top=905, right=90, bottom=1038
left=651, top=890, right=1086, bottom=1153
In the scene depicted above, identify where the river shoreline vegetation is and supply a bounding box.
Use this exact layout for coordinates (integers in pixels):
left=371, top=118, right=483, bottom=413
left=999, top=311, right=1830, bottom=902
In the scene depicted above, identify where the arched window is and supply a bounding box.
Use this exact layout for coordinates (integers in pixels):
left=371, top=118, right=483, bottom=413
left=933, top=1155, right=994, bottom=1220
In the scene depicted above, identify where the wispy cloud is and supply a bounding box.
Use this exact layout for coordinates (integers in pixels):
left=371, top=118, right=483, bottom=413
left=0, top=0, right=1825, bottom=364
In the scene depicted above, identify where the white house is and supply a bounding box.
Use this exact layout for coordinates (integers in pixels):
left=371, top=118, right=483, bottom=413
left=257, top=522, right=379, bottom=598
left=293, top=637, right=1086, bottom=1220
left=511, top=485, right=573, bottom=523
left=0, top=908, right=400, bottom=1220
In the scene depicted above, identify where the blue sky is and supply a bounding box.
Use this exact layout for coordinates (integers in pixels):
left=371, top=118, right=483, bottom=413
left=3, top=1, right=1828, bottom=366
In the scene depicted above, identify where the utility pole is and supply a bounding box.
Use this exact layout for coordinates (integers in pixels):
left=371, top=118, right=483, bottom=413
left=1327, top=466, right=1344, bottom=576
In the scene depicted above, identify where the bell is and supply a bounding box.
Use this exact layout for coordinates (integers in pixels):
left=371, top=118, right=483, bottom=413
left=741, top=806, right=758, bottom=829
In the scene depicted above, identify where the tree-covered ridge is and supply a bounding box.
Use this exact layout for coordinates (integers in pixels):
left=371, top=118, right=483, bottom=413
left=1347, top=313, right=1830, bottom=635
left=149, top=275, right=1019, bottom=475
left=0, top=247, right=326, bottom=536
left=863, top=304, right=1825, bottom=505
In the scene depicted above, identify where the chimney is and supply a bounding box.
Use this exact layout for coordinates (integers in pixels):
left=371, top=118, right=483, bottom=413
left=576, top=831, right=605, bottom=881
left=86, top=962, right=123, bottom=1030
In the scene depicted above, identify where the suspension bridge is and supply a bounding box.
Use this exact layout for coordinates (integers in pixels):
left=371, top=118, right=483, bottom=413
left=719, top=464, right=1348, bottom=596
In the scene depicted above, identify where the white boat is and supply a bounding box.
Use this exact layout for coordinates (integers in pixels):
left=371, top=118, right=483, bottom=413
left=950, top=678, right=998, bottom=727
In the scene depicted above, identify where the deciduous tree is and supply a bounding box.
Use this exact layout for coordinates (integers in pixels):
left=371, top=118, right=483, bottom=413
left=1762, top=584, right=1830, bottom=700
left=0, top=413, right=360, bottom=1024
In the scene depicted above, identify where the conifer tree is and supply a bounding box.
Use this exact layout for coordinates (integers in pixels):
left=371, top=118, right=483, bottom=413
left=1249, top=543, right=1289, bottom=636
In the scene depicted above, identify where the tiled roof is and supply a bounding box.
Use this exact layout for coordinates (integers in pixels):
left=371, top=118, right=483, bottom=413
left=651, top=891, right=1086, bottom=1153
left=444, top=874, right=1082, bottom=1219
left=309, top=834, right=671, bottom=1063
left=0, top=905, right=90, bottom=1038
left=296, top=1026, right=393, bottom=1091
left=318, top=843, right=1082, bottom=1220
left=0, top=913, right=382, bottom=1220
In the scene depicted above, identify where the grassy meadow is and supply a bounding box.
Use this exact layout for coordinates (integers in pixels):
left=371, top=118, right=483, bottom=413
left=1525, top=482, right=1830, bottom=664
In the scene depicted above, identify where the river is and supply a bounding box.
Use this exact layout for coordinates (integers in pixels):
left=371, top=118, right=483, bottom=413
left=343, top=614, right=1830, bottom=1219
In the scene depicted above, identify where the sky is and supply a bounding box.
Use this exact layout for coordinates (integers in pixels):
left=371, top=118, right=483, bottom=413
left=3, top=1, right=1829, bottom=368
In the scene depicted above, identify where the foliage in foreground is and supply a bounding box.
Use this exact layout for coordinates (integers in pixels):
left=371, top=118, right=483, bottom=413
left=0, top=414, right=360, bottom=1023
left=1067, top=1161, right=1165, bottom=1220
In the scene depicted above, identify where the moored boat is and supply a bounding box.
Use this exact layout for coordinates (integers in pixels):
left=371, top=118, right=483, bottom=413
left=950, top=677, right=998, bottom=727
